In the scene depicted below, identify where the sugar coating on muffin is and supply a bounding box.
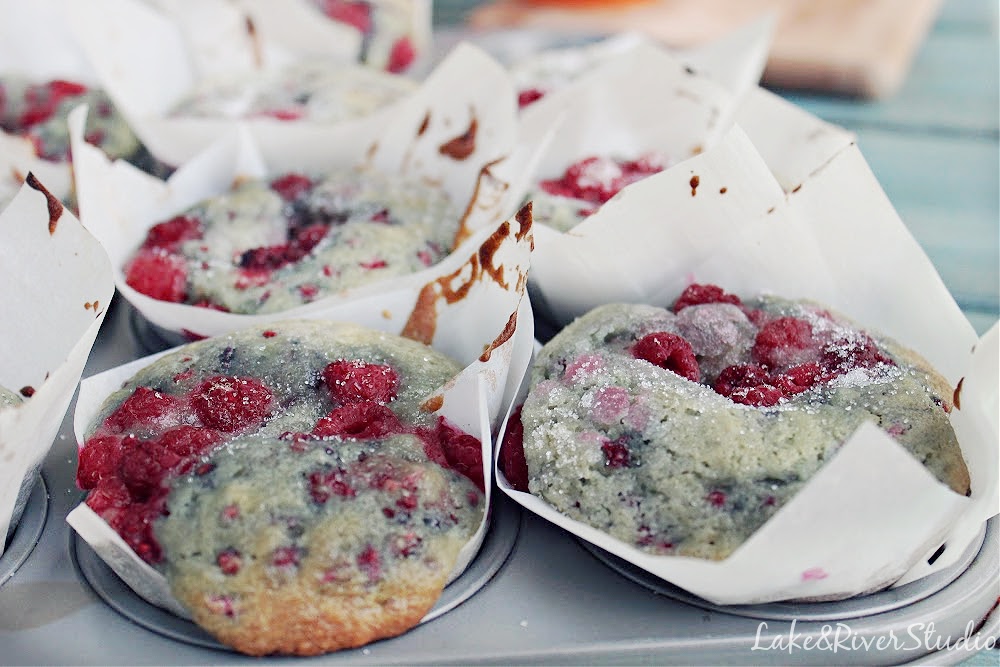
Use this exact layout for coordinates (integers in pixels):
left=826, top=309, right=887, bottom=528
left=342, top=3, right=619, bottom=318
left=123, top=169, right=459, bottom=314
left=508, top=284, right=969, bottom=561
left=170, top=60, right=415, bottom=122
left=0, top=385, right=23, bottom=410
left=77, top=320, right=485, bottom=655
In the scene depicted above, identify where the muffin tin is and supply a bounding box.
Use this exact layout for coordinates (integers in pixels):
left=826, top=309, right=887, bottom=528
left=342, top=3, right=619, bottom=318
left=0, top=297, right=995, bottom=665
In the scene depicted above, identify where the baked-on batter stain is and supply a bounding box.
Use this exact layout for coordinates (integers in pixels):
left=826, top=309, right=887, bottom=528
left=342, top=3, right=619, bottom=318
left=514, top=202, right=533, bottom=243
left=719, top=187, right=728, bottom=194
left=438, top=115, right=478, bottom=160
left=417, top=112, right=431, bottom=137
left=401, top=283, right=440, bottom=345
left=19, top=386, right=35, bottom=398
left=245, top=15, right=263, bottom=69
left=791, top=184, right=803, bottom=194
left=402, top=220, right=517, bottom=345
left=84, top=300, right=101, bottom=312
left=689, top=175, right=700, bottom=196
left=25, top=172, right=63, bottom=235
left=479, top=309, right=518, bottom=362
left=421, top=394, right=444, bottom=413
left=953, top=377, right=964, bottom=410
left=452, top=157, right=508, bottom=250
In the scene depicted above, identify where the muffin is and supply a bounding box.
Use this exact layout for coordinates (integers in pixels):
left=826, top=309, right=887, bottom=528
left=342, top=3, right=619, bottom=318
left=76, top=319, right=485, bottom=655
left=122, top=168, right=459, bottom=314
left=503, top=284, right=970, bottom=561
left=0, top=75, right=141, bottom=163
left=169, top=60, right=415, bottom=123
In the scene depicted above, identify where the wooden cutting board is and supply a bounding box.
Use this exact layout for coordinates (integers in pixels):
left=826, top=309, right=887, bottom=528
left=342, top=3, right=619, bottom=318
left=467, top=0, right=945, bottom=99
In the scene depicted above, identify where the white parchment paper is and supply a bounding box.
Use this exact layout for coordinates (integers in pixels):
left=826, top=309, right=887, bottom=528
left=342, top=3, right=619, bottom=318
left=0, top=177, right=114, bottom=552
left=498, top=125, right=998, bottom=605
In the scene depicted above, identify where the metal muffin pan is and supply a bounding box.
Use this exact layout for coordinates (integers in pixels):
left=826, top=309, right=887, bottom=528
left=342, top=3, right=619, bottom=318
left=0, top=299, right=996, bottom=665
left=0, top=474, right=48, bottom=587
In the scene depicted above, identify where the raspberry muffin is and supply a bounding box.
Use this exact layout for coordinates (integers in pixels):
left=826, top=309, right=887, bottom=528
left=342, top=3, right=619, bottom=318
left=0, top=76, right=141, bottom=163
left=528, top=152, right=671, bottom=232
left=503, top=284, right=969, bottom=560
left=76, top=320, right=485, bottom=655
left=123, top=168, right=458, bottom=314
left=170, top=60, right=415, bottom=123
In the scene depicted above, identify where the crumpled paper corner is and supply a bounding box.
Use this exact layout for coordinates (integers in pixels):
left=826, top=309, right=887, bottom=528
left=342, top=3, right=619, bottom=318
left=0, top=176, right=114, bottom=551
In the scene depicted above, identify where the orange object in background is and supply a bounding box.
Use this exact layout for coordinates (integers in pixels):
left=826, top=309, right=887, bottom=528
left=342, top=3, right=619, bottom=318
left=523, top=0, right=653, bottom=6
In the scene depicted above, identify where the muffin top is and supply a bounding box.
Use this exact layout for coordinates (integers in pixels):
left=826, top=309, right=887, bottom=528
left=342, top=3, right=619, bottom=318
left=511, top=284, right=968, bottom=560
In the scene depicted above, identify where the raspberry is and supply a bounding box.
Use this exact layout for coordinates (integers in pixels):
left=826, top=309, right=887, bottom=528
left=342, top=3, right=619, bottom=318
left=238, top=244, right=293, bottom=271
left=270, top=173, right=313, bottom=201
left=706, top=490, right=727, bottom=507
left=499, top=406, right=529, bottom=492
left=120, top=440, right=179, bottom=500
left=390, top=532, right=422, bottom=558
left=601, top=437, right=631, bottom=468
left=258, top=107, right=304, bottom=121
left=752, top=317, right=817, bottom=369
left=632, top=332, right=700, bottom=382
left=191, top=376, right=274, bottom=432
left=84, top=478, right=130, bottom=514
left=125, top=249, right=188, bottom=302
left=322, top=0, right=372, bottom=34
left=77, top=435, right=129, bottom=489
left=291, top=223, right=328, bottom=256
left=157, top=425, right=222, bottom=459
left=772, top=362, right=826, bottom=395
left=435, top=418, right=485, bottom=492
left=141, top=215, right=203, bottom=251
left=356, top=545, right=381, bottom=583
left=714, top=364, right=785, bottom=407
left=216, top=548, right=242, bottom=575
left=322, top=360, right=399, bottom=405
left=102, top=387, right=184, bottom=434
left=271, top=546, right=302, bottom=568
left=312, top=401, right=402, bottom=440
left=518, top=88, right=546, bottom=108
left=415, top=426, right=449, bottom=467
left=308, top=467, right=357, bottom=503
left=821, top=334, right=896, bottom=374
left=672, top=283, right=743, bottom=312
left=387, top=36, right=416, bottom=73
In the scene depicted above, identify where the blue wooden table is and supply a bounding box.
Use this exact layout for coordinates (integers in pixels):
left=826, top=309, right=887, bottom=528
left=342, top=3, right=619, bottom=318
left=433, top=0, right=1000, bottom=337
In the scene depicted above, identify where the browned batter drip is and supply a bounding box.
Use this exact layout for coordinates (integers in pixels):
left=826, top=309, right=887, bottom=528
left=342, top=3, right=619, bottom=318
left=438, top=115, right=478, bottom=160
left=25, top=172, right=64, bottom=234
left=479, top=309, right=518, bottom=362
left=417, top=112, right=431, bottom=137
left=453, top=157, right=508, bottom=249
left=514, top=202, right=533, bottom=243
left=689, top=174, right=700, bottom=196
left=421, top=394, right=444, bottom=412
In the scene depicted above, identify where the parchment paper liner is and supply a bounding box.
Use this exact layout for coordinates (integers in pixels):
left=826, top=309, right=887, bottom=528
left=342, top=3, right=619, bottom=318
left=0, top=0, right=106, bottom=207
left=65, top=0, right=430, bottom=168
left=67, top=201, right=536, bottom=619
left=510, top=16, right=773, bottom=114
left=69, top=41, right=544, bottom=343
left=496, top=125, right=998, bottom=605
left=0, top=177, right=114, bottom=553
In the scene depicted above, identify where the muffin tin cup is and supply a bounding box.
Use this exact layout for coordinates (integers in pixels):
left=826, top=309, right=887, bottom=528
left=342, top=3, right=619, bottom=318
left=0, top=474, right=48, bottom=588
